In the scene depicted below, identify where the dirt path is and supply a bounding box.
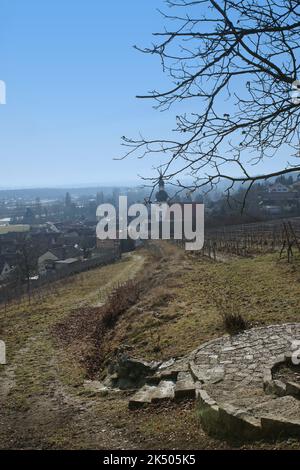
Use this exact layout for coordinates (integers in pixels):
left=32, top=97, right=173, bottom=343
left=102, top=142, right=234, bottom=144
left=2, top=244, right=300, bottom=449
left=0, top=252, right=146, bottom=449
left=92, top=253, right=145, bottom=307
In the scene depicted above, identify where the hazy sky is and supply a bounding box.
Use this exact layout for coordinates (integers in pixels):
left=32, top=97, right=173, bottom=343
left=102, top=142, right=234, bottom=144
left=0, top=1, right=295, bottom=189
left=0, top=0, right=175, bottom=188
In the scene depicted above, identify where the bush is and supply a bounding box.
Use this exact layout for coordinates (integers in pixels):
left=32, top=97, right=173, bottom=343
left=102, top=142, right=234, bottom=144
left=216, top=294, right=249, bottom=335
left=221, top=311, right=249, bottom=335
left=55, top=278, right=144, bottom=379
left=101, top=280, right=141, bottom=328
left=86, top=279, right=142, bottom=377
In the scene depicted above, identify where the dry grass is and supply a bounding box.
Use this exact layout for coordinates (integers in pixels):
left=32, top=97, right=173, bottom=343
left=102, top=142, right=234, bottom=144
left=2, top=242, right=300, bottom=449
left=0, top=253, right=147, bottom=444
left=105, top=249, right=300, bottom=362
left=54, top=279, right=143, bottom=378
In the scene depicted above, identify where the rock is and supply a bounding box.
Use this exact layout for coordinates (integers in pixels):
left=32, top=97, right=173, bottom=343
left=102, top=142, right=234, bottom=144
left=218, top=405, right=262, bottom=440
left=152, top=380, right=175, bottom=403
left=103, top=373, right=118, bottom=387
left=175, top=372, right=196, bottom=400
left=261, top=415, right=300, bottom=437
left=190, top=363, right=224, bottom=384
left=108, top=355, right=161, bottom=389
left=208, top=366, right=225, bottom=384
left=273, top=379, right=287, bottom=396
left=117, top=356, right=160, bottom=378
left=147, top=369, right=179, bottom=385
left=129, top=380, right=175, bottom=409
left=128, top=385, right=157, bottom=409
left=158, top=358, right=176, bottom=370
left=285, top=380, right=300, bottom=397
left=129, top=323, right=300, bottom=440
left=83, top=380, right=108, bottom=396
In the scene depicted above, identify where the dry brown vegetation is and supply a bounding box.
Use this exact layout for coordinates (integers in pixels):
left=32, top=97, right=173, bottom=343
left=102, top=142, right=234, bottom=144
left=215, top=295, right=249, bottom=335
left=54, top=279, right=143, bottom=378
left=100, top=245, right=300, bottom=365
left=1, top=242, right=300, bottom=449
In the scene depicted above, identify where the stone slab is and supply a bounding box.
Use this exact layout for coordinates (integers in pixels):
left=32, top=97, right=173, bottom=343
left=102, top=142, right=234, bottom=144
left=175, top=372, right=196, bottom=400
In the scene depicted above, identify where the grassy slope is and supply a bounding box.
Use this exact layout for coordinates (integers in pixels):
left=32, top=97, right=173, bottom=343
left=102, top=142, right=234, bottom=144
left=1, top=243, right=300, bottom=449
left=0, top=253, right=145, bottom=448
left=109, top=245, right=300, bottom=363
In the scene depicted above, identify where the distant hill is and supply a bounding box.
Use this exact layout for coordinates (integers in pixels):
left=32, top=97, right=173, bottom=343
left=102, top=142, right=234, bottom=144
left=0, top=186, right=133, bottom=200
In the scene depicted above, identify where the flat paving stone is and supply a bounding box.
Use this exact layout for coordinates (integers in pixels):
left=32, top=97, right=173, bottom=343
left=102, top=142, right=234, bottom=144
left=191, top=323, right=300, bottom=438
left=129, top=323, right=300, bottom=439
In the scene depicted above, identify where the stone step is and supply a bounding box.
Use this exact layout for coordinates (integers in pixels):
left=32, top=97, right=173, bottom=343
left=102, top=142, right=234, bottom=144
left=261, top=415, right=300, bottom=438
left=146, top=370, right=179, bottom=385
left=151, top=380, right=175, bottom=403
left=174, top=371, right=196, bottom=400
left=128, top=385, right=158, bottom=409
left=129, top=380, right=176, bottom=409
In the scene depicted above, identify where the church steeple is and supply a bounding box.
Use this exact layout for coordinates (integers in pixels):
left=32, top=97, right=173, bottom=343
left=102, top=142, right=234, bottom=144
left=155, top=173, right=169, bottom=203
left=158, top=174, right=164, bottom=190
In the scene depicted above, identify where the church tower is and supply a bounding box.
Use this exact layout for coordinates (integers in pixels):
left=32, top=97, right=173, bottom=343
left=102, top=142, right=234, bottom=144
left=155, top=174, right=169, bottom=203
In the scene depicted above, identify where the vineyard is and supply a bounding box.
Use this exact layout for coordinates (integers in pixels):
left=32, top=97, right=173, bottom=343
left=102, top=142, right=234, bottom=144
left=201, top=218, right=300, bottom=261
left=171, top=217, right=300, bottom=261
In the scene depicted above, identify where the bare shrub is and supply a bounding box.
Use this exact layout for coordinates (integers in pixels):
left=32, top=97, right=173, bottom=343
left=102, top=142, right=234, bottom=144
left=101, top=280, right=141, bottom=329
left=54, top=278, right=143, bottom=378
left=216, top=295, right=249, bottom=335
left=87, top=279, right=142, bottom=377
left=221, top=311, right=249, bottom=336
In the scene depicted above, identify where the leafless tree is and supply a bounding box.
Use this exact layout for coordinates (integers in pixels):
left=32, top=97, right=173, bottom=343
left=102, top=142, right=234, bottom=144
left=16, top=238, right=38, bottom=304
left=122, top=0, right=300, bottom=197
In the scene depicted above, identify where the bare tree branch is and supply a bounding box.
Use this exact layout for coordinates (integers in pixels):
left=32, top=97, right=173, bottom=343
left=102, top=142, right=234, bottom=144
left=122, top=0, right=300, bottom=197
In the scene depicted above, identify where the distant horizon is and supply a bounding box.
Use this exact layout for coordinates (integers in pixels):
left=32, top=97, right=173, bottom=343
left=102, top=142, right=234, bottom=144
left=0, top=181, right=143, bottom=191
left=1, top=171, right=297, bottom=193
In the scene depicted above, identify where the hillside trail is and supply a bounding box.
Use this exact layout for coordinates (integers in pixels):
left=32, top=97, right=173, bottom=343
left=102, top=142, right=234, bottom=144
left=0, top=250, right=150, bottom=449
left=92, top=252, right=145, bottom=307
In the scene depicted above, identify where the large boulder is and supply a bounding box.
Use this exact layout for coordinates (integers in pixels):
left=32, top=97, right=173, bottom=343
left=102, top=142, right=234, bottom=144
left=106, top=354, right=161, bottom=389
